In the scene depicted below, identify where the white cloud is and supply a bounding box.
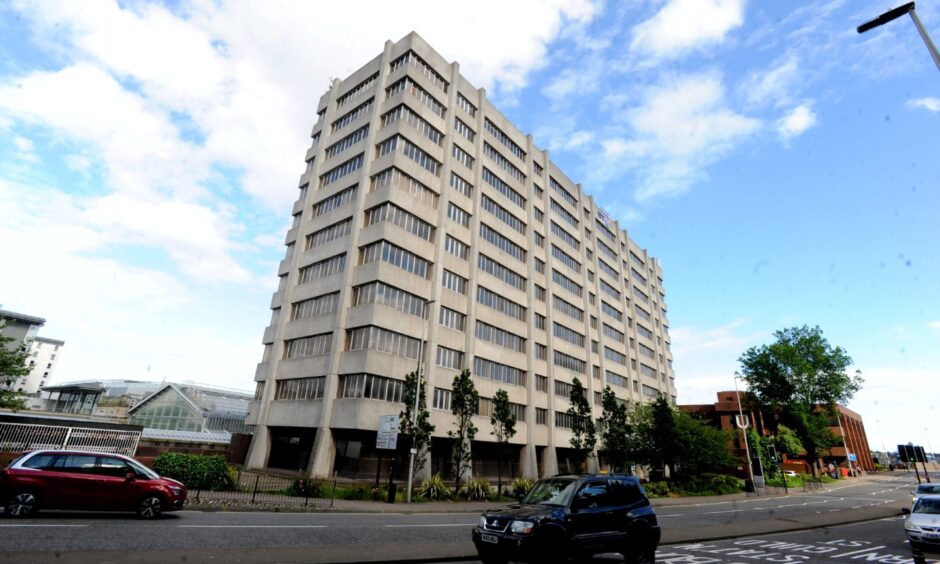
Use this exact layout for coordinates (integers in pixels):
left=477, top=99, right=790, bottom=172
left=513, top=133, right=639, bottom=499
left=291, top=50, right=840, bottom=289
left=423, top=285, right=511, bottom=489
left=741, top=57, right=800, bottom=108
left=777, top=102, right=817, bottom=141
left=907, top=97, right=940, bottom=113
left=563, top=131, right=595, bottom=151
left=927, top=321, right=940, bottom=330
left=602, top=72, right=760, bottom=202
left=630, top=0, right=745, bottom=61
left=12, top=136, right=38, bottom=163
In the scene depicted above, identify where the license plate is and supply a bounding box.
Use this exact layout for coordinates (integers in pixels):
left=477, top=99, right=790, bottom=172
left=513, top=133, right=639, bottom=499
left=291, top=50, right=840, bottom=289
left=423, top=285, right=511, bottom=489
left=925, top=533, right=940, bottom=539
left=481, top=534, right=499, bottom=544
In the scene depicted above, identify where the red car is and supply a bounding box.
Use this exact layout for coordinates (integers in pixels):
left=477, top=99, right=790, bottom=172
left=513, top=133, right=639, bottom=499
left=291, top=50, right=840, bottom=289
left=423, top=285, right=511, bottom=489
left=1, top=449, right=187, bottom=519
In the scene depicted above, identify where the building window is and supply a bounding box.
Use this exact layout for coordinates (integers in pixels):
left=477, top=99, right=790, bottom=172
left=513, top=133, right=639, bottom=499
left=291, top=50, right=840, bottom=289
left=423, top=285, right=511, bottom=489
left=554, top=350, right=585, bottom=374
left=331, top=98, right=374, bottom=133
left=338, top=374, right=404, bottom=403
left=534, top=313, right=546, bottom=330
left=456, top=92, right=477, bottom=117
left=452, top=143, right=475, bottom=168
left=450, top=172, right=473, bottom=198
left=306, top=218, right=353, bottom=249
left=444, top=235, right=470, bottom=260
left=320, top=153, right=364, bottom=187
left=371, top=167, right=440, bottom=208
left=439, top=306, right=466, bottom=331
left=536, top=375, right=548, bottom=392
left=475, top=321, right=526, bottom=352
left=553, top=295, right=583, bottom=322
left=482, top=168, right=526, bottom=209
left=347, top=326, right=421, bottom=359
left=479, top=254, right=526, bottom=290
left=313, top=184, right=358, bottom=217
left=324, top=124, right=370, bottom=159
left=454, top=117, right=475, bottom=141
left=477, top=285, right=526, bottom=321
left=275, top=377, right=326, bottom=400
left=381, top=104, right=443, bottom=145
left=447, top=202, right=471, bottom=227
left=386, top=77, right=445, bottom=117
left=474, top=356, right=525, bottom=386
left=284, top=333, right=333, bottom=359
left=433, top=388, right=453, bottom=411
left=291, top=292, right=340, bottom=320
left=553, top=322, right=585, bottom=347
left=536, top=408, right=547, bottom=425
left=436, top=346, right=464, bottom=370
left=550, top=176, right=578, bottom=207
left=360, top=240, right=431, bottom=278
left=535, top=343, right=547, bottom=360
left=353, top=281, right=428, bottom=318
left=481, top=194, right=526, bottom=234
left=366, top=202, right=435, bottom=241
left=442, top=269, right=468, bottom=295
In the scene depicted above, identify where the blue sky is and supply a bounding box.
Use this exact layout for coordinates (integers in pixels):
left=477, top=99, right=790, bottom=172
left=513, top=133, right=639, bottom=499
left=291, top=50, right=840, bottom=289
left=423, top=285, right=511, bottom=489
left=0, top=0, right=937, bottom=451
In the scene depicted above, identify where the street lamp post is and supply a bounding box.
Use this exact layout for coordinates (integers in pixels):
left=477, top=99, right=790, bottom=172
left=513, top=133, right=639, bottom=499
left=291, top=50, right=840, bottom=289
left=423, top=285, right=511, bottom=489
left=406, top=299, right=434, bottom=504
left=857, top=2, right=940, bottom=72
left=734, top=373, right=757, bottom=494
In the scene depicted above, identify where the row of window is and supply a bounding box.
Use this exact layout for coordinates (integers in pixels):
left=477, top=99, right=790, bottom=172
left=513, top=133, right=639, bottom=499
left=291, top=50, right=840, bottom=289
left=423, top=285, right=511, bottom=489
left=348, top=325, right=421, bottom=359
left=298, top=253, right=346, bottom=284
left=484, top=118, right=526, bottom=161
left=382, top=104, right=443, bottom=145
left=474, top=356, right=525, bottom=386
left=353, top=281, right=427, bottom=318
left=325, top=124, right=369, bottom=160
left=390, top=50, right=449, bottom=93
left=439, top=306, right=466, bottom=331
left=386, top=77, right=445, bottom=118
left=552, top=269, right=582, bottom=297
left=482, top=167, right=526, bottom=209
left=336, top=73, right=378, bottom=109
left=476, top=285, right=526, bottom=321
left=475, top=320, right=525, bottom=352
left=444, top=235, right=469, bottom=260
left=321, top=153, right=364, bottom=187
left=365, top=201, right=434, bottom=242
left=452, top=143, right=474, bottom=168
left=550, top=198, right=578, bottom=227
left=450, top=172, right=472, bottom=198
left=275, top=376, right=325, bottom=400
left=553, top=295, right=584, bottom=322
left=480, top=223, right=525, bottom=262
left=553, top=322, right=584, bottom=347
left=306, top=218, right=352, bottom=250
left=313, top=185, right=357, bottom=217
left=436, top=345, right=464, bottom=370
left=360, top=240, right=431, bottom=278
left=483, top=142, right=525, bottom=183
left=332, top=98, right=373, bottom=133
left=454, top=117, right=475, bottom=142
left=550, top=221, right=579, bottom=250
left=376, top=135, right=441, bottom=176
left=554, top=350, right=585, bottom=374
left=551, top=244, right=581, bottom=274
left=338, top=373, right=403, bottom=403
left=371, top=167, right=440, bottom=208
left=550, top=177, right=578, bottom=208
left=481, top=194, right=525, bottom=234
left=284, top=333, right=333, bottom=359
left=478, top=253, right=525, bottom=291
left=456, top=92, right=477, bottom=117
left=447, top=202, right=470, bottom=227
left=291, top=292, right=339, bottom=321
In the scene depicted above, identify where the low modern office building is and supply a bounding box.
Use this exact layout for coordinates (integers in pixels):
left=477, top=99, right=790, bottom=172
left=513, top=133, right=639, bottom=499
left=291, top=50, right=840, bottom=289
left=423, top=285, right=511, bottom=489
left=245, top=32, right=676, bottom=480
left=680, top=391, right=876, bottom=474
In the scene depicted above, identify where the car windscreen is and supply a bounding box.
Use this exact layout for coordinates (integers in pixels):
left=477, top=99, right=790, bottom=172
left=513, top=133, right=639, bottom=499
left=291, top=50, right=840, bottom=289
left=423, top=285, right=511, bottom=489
left=522, top=478, right=578, bottom=506
left=916, top=484, right=940, bottom=495
left=913, top=498, right=940, bottom=515
left=125, top=458, right=160, bottom=479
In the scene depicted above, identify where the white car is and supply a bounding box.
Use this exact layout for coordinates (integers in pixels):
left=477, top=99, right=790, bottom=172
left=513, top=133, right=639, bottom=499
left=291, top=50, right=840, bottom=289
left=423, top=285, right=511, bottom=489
left=782, top=470, right=798, bottom=478
left=903, top=494, right=940, bottom=564
left=912, top=483, right=940, bottom=505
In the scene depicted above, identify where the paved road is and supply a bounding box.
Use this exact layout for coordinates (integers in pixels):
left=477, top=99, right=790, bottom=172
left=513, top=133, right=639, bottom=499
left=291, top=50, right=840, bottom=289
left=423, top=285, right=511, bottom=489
left=0, top=473, right=917, bottom=563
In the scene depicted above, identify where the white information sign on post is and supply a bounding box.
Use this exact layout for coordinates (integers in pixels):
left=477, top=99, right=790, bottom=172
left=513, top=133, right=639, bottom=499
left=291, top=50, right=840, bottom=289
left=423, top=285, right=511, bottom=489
left=376, top=415, right=399, bottom=450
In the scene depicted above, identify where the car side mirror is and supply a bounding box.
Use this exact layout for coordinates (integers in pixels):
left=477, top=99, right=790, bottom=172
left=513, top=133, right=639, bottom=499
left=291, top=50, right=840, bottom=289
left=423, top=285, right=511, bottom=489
left=902, top=507, right=911, bottom=515
left=124, top=472, right=137, bottom=481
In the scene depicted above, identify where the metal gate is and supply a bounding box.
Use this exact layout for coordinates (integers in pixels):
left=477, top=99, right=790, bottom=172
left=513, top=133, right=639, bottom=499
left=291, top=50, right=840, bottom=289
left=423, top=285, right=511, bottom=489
left=0, top=422, right=141, bottom=456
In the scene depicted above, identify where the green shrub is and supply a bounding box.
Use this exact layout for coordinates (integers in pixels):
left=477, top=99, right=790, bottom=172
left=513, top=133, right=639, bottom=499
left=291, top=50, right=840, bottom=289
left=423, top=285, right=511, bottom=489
left=643, top=481, right=671, bottom=498
left=419, top=473, right=453, bottom=500
left=340, top=484, right=372, bottom=500
left=154, top=453, right=235, bottom=491
left=290, top=477, right=326, bottom=498
left=512, top=477, right=534, bottom=499
left=463, top=478, right=493, bottom=501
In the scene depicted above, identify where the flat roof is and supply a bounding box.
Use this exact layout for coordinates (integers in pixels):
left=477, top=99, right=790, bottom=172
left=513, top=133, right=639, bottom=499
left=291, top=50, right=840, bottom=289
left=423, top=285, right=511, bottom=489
left=0, top=309, right=46, bottom=326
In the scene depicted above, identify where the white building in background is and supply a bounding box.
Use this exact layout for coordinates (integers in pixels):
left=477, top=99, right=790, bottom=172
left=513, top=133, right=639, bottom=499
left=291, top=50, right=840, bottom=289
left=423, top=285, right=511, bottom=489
left=0, top=309, right=64, bottom=395
left=245, top=33, right=676, bottom=481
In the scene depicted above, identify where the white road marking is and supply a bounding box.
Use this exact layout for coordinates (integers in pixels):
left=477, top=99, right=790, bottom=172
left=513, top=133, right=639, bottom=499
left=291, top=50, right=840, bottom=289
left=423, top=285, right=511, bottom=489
left=178, top=525, right=328, bottom=528
left=384, top=523, right=474, bottom=528
left=0, top=524, right=88, bottom=528
left=704, top=509, right=740, bottom=514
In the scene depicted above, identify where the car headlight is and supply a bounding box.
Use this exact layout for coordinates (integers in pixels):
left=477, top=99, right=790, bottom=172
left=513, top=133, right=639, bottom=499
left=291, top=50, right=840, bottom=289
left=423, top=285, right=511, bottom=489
left=169, top=486, right=184, bottom=495
left=510, top=520, right=535, bottom=535
left=905, top=520, right=921, bottom=533
left=479, top=516, right=487, bottom=528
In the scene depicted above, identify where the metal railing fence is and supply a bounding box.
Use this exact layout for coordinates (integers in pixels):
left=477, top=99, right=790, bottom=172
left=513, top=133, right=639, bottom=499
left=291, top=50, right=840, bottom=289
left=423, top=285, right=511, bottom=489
left=188, top=471, right=336, bottom=508
left=0, top=422, right=141, bottom=457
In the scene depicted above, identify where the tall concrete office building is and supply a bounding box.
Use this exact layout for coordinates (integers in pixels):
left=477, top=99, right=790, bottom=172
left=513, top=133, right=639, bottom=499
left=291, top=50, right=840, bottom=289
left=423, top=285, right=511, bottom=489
left=245, top=33, right=676, bottom=480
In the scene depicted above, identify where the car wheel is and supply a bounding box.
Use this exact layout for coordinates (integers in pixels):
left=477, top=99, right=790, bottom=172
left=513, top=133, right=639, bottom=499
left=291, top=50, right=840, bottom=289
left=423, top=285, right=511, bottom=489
left=534, top=528, right=571, bottom=563
left=5, top=492, right=38, bottom=518
left=136, top=495, right=163, bottom=520
left=912, top=557, right=926, bottom=564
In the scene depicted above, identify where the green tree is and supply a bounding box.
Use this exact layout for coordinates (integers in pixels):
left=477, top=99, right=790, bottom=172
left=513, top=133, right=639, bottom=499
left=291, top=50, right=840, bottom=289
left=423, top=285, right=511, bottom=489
left=738, top=325, right=862, bottom=476
left=629, top=398, right=734, bottom=479
left=490, top=388, right=517, bottom=495
left=673, top=411, right=737, bottom=477
left=566, top=377, right=596, bottom=470
left=774, top=424, right=806, bottom=458
left=399, top=370, right=435, bottom=474
left=599, top=386, right=630, bottom=472
left=449, top=369, right=479, bottom=489
left=0, top=328, right=30, bottom=410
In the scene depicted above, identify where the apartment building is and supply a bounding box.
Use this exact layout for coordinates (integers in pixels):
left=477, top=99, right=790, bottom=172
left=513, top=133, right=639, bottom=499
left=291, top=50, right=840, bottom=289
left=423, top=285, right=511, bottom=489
left=0, top=309, right=64, bottom=395
left=245, top=32, right=676, bottom=480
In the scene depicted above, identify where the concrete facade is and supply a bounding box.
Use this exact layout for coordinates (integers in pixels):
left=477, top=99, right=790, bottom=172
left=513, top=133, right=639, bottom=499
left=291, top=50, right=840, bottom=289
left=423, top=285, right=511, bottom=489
left=1, top=309, right=64, bottom=395
left=245, top=33, right=676, bottom=480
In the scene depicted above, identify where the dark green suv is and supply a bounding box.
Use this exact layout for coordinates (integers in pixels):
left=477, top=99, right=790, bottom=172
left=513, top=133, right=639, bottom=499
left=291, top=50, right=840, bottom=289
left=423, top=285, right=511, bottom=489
left=472, top=474, right=660, bottom=563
